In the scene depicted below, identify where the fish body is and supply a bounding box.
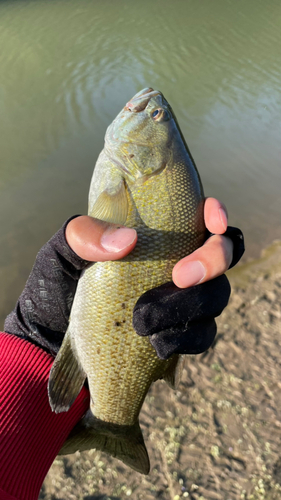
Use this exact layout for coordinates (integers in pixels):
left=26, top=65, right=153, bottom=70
left=48, top=88, right=205, bottom=474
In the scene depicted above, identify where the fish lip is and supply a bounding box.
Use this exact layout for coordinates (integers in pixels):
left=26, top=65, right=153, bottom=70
left=106, top=87, right=167, bottom=147
left=125, top=89, right=162, bottom=113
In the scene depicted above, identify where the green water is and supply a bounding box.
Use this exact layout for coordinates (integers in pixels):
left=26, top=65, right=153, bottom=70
left=1, top=0, right=281, bottom=325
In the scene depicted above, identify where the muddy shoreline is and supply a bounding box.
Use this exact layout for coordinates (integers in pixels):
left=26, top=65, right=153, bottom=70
left=40, top=242, right=281, bottom=500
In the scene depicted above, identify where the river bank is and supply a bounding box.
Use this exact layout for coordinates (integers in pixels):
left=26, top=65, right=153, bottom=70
left=40, top=241, right=281, bottom=500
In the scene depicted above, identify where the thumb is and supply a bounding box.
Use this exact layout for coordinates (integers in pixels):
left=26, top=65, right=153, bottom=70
left=65, top=216, right=137, bottom=262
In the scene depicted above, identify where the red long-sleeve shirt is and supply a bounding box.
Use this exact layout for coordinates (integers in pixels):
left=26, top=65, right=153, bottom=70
left=0, top=332, right=89, bottom=500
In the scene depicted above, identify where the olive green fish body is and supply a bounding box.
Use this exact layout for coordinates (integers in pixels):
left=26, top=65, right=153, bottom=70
left=71, top=161, right=204, bottom=425
left=48, top=88, right=205, bottom=474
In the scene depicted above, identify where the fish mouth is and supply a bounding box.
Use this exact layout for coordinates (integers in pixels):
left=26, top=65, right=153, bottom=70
left=107, top=87, right=165, bottom=147
left=124, top=87, right=161, bottom=112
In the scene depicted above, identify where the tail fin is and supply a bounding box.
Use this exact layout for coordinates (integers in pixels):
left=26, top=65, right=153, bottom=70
left=59, top=410, right=150, bottom=475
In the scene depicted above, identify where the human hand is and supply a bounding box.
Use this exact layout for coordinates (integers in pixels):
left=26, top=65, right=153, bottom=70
left=67, top=203, right=243, bottom=361
left=67, top=198, right=243, bottom=289
left=5, top=202, right=244, bottom=360
left=173, top=197, right=236, bottom=288
left=65, top=215, right=137, bottom=261
left=133, top=198, right=245, bottom=359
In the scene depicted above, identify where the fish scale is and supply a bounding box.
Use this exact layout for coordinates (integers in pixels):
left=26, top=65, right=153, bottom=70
left=48, top=88, right=205, bottom=474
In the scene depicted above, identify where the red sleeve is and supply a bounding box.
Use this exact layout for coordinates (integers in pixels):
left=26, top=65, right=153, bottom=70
left=0, top=332, right=90, bottom=500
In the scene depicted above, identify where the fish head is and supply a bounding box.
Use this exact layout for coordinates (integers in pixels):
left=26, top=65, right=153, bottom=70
left=105, top=88, right=178, bottom=182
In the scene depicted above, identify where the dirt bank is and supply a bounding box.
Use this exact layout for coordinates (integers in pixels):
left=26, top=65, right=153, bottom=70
left=40, top=242, right=281, bottom=500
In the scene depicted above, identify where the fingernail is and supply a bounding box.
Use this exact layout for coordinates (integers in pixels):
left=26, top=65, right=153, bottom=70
left=176, top=261, right=206, bottom=288
left=101, top=227, right=137, bottom=252
left=219, top=208, right=228, bottom=231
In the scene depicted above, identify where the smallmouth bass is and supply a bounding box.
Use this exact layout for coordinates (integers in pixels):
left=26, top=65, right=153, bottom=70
left=48, top=88, right=205, bottom=474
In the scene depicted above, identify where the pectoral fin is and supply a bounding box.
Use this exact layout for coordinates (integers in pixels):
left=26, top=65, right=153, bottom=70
left=48, top=328, right=86, bottom=413
left=89, top=179, right=128, bottom=225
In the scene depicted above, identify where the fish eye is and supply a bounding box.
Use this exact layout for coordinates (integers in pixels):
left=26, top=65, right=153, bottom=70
left=151, top=108, right=170, bottom=122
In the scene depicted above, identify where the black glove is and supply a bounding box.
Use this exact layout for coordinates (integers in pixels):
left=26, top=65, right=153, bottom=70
left=133, top=275, right=230, bottom=360
left=207, top=225, right=245, bottom=269
left=4, top=216, right=89, bottom=356
left=133, top=226, right=245, bottom=360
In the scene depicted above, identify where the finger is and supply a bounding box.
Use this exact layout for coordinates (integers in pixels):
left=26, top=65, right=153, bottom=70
left=65, top=216, right=137, bottom=262
left=172, top=234, right=233, bottom=288
left=204, top=197, right=228, bottom=234
left=149, top=319, right=217, bottom=359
